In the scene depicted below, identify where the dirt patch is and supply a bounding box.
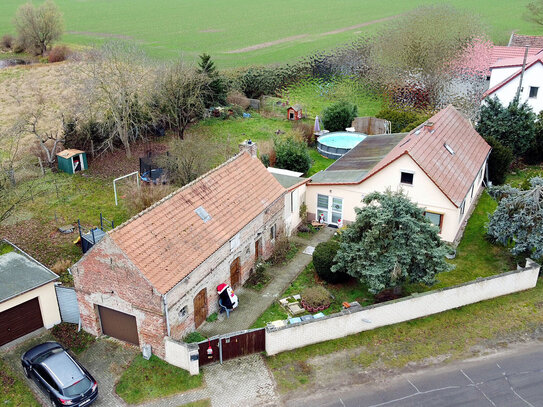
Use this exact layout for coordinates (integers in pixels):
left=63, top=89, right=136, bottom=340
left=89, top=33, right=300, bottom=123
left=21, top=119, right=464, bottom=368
left=225, top=15, right=398, bottom=54
left=226, top=34, right=309, bottom=54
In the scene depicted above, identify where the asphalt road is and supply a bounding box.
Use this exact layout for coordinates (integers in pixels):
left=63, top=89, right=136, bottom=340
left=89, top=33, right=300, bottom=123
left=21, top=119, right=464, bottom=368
left=288, top=343, right=543, bottom=407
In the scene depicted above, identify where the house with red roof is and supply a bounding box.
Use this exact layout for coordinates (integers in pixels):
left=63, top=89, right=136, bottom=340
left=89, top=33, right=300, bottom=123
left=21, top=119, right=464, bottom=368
left=484, top=51, right=543, bottom=113
left=72, top=142, right=286, bottom=357
left=306, top=105, right=491, bottom=242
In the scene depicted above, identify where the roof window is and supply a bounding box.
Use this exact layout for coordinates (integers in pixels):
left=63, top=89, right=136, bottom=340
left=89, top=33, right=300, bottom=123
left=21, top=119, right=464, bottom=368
left=195, top=206, right=212, bottom=223
left=444, top=143, right=455, bottom=155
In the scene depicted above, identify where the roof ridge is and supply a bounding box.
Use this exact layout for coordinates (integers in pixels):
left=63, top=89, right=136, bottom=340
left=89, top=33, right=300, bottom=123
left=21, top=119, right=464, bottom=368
left=110, top=151, right=247, bottom=236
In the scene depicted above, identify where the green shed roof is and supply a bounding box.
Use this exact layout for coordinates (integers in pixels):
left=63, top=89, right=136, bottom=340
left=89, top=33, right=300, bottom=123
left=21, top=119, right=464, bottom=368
left=271, top=173, right=307, bottom=189
left=0, top=251, right=58, bottom=303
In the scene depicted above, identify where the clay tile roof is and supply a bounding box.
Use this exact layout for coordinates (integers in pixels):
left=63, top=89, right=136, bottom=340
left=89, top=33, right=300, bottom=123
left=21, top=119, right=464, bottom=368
left=509, top=33, right=543, bottom=48
left=490, top=46, right=542, bottom=67
left=109, top=152, right=285, bottom=294
left=364, top=106, right=490, bottom=207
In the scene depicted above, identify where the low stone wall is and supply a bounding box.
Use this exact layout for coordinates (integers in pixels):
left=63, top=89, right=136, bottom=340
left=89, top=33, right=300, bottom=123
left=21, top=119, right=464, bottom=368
left=164, top=337, right=199, bottom=375
left=266, top=259, right=540, bottom=356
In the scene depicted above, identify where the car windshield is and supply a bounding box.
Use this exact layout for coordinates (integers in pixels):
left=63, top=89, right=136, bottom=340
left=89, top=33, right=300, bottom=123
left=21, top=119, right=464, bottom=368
left=63, top=377, right=91, bottom=397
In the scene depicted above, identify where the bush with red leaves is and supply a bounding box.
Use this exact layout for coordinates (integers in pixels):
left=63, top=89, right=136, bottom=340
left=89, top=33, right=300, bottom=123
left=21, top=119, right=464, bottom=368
left=48, top=45, right=70, bottom=63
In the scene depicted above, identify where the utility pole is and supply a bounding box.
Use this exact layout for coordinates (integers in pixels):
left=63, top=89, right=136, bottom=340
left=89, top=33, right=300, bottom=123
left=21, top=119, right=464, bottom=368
left=515, top=47, right=529, bottom=101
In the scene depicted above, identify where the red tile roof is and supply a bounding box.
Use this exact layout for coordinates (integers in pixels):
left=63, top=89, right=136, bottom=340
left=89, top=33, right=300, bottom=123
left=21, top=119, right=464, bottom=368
left=490, top=46, right=541, bottom=67
left=484, top=55, right=543, bottom=98
left=509, top=34, right=543, bottom=48
left=109, top=152, right=286, bottom=294
left=364, top=106, right=490, bottom=207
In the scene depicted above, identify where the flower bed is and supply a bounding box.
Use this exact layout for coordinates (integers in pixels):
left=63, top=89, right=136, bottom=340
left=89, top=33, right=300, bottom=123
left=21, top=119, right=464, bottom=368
left=300, top=299, right=330, bottom=313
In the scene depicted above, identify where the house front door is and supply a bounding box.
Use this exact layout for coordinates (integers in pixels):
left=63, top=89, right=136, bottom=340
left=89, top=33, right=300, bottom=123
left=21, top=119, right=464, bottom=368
left=193, top=288, right=207, bottom=329
left=230, top=257, right=241, bottom=288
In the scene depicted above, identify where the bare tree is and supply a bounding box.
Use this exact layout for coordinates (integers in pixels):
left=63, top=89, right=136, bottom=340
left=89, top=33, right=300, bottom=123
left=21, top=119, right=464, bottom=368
left=153, top=61, right=210, bottom=139
left=158, top=135, right=235, bottom=186
left=0, top=121, right=39, bottom=224
left=25, top=109, right=65, bottom=167
left=76, top=42, right=154, bottom=157
left=525, top=1, right=543, bottom=26
left=13, top=0, right=63, bottom=55
left=0, top=120, right=25, bottom=186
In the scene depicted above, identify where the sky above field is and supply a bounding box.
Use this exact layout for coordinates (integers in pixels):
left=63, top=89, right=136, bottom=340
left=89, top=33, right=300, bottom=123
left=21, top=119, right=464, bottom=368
left=1, top=0, right=542, bottom=67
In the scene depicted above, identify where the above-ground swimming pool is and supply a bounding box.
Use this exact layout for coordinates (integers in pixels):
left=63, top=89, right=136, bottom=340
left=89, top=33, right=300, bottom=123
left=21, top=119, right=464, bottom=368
left=317, top=132, right=367, bottom=159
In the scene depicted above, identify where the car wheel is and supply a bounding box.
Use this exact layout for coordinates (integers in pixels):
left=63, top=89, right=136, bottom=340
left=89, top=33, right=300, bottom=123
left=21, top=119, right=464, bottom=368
left=50, top=397, right=57, bottom=407
left=23, top=366, right=30, bottom=378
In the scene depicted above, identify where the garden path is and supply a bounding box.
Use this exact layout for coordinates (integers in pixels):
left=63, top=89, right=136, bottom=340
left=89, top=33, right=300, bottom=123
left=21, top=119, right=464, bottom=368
left=198, top=226, right=336, bottom=337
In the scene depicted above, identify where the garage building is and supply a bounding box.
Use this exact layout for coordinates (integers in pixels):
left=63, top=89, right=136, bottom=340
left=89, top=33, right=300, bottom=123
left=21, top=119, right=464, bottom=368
left=0, top=243, right=61, bottom=347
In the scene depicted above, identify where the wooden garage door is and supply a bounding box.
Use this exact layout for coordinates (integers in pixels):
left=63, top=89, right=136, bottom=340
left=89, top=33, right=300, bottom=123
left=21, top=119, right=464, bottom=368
left=0, top=297, right=43, bottom=346
left=98, top=306, right=139, bottom=346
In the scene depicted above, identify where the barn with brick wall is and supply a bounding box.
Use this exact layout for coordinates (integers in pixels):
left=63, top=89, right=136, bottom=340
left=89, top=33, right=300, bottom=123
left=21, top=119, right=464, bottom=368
left=72, top=143, right=286, bottom=357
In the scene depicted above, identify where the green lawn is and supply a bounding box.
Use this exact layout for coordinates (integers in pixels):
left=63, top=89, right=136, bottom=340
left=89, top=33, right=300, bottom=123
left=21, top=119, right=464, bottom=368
left=284, top=77, right=384, bottom=119
left=116, top=355, right=203, bottom=404
left=0, top=357, right=40, bottom=407
left=505, top=165, right=543, bottom=188
left=0, top=0, right=541, bottom=66
left=0, top=169, right=133, bottom=267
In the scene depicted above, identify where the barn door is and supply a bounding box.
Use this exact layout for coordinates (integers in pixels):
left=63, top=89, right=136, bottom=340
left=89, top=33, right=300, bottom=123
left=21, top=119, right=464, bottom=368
left=193, top=288, right=207, bottom=329
left=230, top=257, right=241, bottom=288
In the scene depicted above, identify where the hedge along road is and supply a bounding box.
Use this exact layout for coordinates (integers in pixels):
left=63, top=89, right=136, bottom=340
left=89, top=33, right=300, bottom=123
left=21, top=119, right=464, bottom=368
left=0, top=0, right=538, bottom=66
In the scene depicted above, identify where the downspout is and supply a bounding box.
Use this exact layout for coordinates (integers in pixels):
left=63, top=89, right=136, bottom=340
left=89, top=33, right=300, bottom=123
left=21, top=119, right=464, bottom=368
left=163, top=293, right=171, bottom=337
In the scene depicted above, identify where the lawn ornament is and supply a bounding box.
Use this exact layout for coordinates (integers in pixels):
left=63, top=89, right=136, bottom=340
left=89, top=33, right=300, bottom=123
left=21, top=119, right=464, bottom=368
left=217, top=283, right=238, bottom=318
left=207, top=339, right=213, bottom=359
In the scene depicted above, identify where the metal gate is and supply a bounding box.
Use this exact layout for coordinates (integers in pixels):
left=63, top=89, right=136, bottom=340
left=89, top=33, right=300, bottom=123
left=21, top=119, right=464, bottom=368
left=55, top=286, right=80, bottom=324
left=198, top=328, right=265, bottom=366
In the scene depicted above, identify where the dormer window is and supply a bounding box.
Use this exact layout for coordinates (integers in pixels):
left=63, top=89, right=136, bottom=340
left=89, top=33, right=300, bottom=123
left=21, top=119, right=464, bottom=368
left=400, top=171, right=414, bottom=185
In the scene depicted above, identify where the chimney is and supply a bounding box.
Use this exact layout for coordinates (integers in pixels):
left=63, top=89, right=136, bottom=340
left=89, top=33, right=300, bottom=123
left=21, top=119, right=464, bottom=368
left=424, top=121, right=435, bottom=132
left=239, top=139, right=257, bottom=158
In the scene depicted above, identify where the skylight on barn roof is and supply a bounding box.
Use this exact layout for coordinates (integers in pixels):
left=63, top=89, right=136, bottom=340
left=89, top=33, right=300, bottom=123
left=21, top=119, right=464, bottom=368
left=195, top=206, right=212, bottom=223
left=444, top=143, right=455, bottom=155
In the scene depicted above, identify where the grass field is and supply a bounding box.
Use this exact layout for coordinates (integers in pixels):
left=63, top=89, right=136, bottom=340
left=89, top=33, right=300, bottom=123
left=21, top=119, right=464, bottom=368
left=0, top=0, right=541, bottom=67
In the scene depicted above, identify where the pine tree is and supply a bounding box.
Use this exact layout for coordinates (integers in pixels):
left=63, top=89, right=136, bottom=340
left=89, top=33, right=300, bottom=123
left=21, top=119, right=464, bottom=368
left=332, top=190, right=451, bottom=294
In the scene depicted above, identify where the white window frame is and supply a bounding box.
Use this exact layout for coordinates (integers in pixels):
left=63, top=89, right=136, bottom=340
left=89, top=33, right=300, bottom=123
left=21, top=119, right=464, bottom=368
left=316, top=194, right=343, bottom=225
left=529, top=86, right=539, bottom=99
left=270, top=224, right=276, bottom=241
left=400, top=170, right=414, bottom=186
left=230, top=233, right=240, bottom=252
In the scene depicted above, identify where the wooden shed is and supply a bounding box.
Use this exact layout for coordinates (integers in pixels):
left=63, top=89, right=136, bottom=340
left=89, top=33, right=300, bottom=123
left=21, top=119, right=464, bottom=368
left=287, top=104, right=303, bottom=121
left=57, top=149, right=87, bottom=174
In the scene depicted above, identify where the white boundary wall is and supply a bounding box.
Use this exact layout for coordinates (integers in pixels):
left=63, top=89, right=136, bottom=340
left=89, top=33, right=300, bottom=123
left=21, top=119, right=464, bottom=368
left=266, top=259, right=540, bottom=356
left=164, top=337, right=200, bottom=375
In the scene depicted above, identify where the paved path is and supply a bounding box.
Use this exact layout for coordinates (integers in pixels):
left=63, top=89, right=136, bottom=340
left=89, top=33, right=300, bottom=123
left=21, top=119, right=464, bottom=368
left=199, top=226, right=336, bottom=337
left=142, top=354, right=279, bottom=407
left=287, top=343, right=543, bottom=407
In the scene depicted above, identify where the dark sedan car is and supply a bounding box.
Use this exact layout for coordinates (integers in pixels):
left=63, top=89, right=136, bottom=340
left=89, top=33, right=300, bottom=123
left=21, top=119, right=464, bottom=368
left=21, top=341, right=98, bottom=407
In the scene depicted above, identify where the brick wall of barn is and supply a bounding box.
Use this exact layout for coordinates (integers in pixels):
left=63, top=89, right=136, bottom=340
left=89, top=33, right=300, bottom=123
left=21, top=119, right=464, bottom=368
left=72, top=235, right=168, bottom=357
